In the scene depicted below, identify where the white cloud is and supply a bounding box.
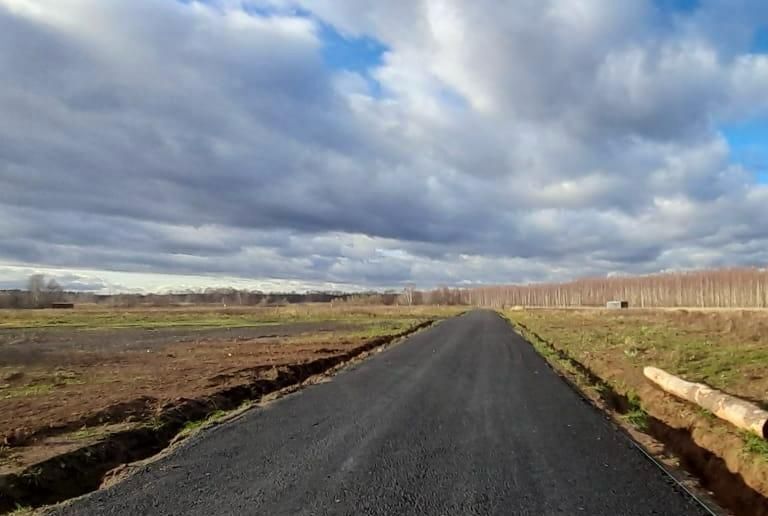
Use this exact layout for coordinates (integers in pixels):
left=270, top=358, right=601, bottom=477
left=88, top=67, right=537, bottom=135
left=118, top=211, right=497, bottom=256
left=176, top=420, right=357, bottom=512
left=1, top=0, right=768, bottom=292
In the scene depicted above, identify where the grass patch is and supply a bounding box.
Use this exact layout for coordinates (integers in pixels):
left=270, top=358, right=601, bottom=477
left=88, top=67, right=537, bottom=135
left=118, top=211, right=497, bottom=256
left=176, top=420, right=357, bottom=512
left=68, top=426, right=106, bottom=441
left=179, top=419, right=205, bottom=435
left=2, top=383, right=54, bottom=399
left=621, top=393, right=649, bottom=431
left=177, top=409, right=231, bottom=439
left=743, top=433, right=768, bottom=461
left=506, top=308, right=768, bottom=403
left=51, top=370, right=85, bottom=386
left=290, top=319, right=420, bottom=344
left=1, top=371, right=85, bottom=399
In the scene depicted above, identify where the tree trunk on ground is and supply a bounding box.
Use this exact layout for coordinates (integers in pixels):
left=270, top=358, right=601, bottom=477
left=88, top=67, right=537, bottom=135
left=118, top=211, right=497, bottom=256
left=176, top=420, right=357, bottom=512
left=644, top=366, right=768, bottom=439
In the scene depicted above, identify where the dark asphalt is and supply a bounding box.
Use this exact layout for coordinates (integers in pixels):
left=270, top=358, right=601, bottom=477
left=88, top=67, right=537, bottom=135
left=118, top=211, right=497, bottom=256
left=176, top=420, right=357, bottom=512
left=53, top=310, right=710, bottom=515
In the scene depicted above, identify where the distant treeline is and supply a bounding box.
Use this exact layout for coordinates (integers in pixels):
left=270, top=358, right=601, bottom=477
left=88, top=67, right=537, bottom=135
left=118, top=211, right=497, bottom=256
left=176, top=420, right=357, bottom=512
left=464, top=267, right=768, bottom=308
left=0, top=282, right=357, bottom=309
left=3, top=267, right=768, bottom=309
left=0, top=281, right=467, bottom=309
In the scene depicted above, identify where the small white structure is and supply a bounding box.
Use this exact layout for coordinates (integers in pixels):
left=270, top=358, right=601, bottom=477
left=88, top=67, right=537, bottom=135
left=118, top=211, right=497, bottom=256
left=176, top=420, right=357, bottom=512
left=606, top=300, right=629, bottom=309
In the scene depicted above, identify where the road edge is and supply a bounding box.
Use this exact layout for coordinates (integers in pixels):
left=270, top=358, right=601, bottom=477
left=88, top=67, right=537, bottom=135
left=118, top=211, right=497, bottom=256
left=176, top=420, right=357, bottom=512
left=496, top=311, right=724, bottom=516
left=31, top=315, right=455, bottom=516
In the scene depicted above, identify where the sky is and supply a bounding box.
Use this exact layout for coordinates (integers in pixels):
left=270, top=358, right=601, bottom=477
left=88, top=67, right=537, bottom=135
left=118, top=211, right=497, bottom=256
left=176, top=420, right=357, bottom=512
left=1, top=0, right=768, bottom=293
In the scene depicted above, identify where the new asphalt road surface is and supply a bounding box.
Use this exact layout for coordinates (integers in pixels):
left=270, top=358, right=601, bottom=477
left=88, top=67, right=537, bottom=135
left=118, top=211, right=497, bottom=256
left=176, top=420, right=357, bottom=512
left=53, top=310, right=712, bottom=515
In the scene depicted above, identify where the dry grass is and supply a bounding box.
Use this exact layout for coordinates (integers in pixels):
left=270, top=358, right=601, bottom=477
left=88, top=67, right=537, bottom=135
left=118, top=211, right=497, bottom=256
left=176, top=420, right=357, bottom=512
left=0, top=304, right=463, bottom=329
left=509, top=308, right=768, bottom=398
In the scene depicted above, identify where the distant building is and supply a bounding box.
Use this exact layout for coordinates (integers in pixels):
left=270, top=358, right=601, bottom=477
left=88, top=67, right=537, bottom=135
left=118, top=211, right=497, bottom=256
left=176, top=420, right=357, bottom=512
left=51, top=302, right=75, bottom=309
left=606, top=300, right=629, bottom=309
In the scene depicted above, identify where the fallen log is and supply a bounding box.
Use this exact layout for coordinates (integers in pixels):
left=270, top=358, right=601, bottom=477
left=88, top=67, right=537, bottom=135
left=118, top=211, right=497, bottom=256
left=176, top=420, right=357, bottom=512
left=644, top=366, right=768, bottom=439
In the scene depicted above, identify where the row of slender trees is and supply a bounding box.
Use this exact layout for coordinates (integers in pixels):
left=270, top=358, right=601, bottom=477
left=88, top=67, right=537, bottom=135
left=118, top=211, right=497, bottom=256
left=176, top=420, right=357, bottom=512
left=464, top=268, right=768, bottom=308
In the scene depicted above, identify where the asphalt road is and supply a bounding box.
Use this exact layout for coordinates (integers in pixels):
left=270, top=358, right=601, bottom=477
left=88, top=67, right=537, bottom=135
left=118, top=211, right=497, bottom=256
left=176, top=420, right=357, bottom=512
left=53, top=310, right=711, bottom=516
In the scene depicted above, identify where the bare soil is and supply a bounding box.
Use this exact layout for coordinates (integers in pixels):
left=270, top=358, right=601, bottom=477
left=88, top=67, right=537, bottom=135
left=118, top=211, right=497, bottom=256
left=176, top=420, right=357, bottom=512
left=0, top=320, right=405, bottom=473
left=0, top=307, right=444, bottom=513
left=0, top=321, right=361, bottom=365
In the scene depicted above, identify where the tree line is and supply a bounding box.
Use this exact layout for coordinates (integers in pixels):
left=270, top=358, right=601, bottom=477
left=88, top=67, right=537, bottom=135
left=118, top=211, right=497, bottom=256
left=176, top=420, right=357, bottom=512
left=3, top=267, right=768, bottom=309
left=463, top=267, right=768, bottom=308
left=0, top=275, right=356, bottom=309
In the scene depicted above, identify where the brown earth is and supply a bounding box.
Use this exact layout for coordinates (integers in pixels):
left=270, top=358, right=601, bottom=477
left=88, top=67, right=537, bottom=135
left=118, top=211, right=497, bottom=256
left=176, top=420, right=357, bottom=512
left=0, top=320, right=402, bottom=474
left=0, top=321, right=361, bottom=363
left=0, top=317, right=438, bottom=513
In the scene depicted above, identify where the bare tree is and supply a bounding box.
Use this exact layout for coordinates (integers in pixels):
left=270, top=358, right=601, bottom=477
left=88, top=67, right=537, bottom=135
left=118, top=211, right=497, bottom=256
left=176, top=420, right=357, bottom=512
left=399, top=286, right=415, bottom=306
left=28, top=274, right=46, bottom=308
left=23, top=275, right=66, bottom=308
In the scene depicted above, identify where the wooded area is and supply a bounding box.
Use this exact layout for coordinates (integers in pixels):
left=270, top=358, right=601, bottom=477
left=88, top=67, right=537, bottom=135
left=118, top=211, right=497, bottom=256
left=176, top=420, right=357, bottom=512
left=465, top=268, right=768, bottom=308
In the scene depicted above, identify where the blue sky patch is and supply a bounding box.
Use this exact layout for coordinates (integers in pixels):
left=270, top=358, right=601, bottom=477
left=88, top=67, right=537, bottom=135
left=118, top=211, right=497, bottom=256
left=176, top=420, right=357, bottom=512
left=317, top=22, right=387, bottom=97
left=723, top=119, right=768, bottom=183
left=654, top=0, right=700, bottom=14
left=753, top=27, right=768, bottom=54
left=236, top=3, right=387, bottom=94
left=233, top=2, right=387, bottom=74
left=318, top=23, right=387, bottom=74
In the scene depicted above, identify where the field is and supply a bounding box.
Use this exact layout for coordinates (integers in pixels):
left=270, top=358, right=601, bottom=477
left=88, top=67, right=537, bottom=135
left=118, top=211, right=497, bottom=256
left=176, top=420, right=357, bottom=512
left=0, top=304, right=461, bottom=496
left=7, top=304, right=767, bottom=513
left=506, top=308, right=768, bottom=509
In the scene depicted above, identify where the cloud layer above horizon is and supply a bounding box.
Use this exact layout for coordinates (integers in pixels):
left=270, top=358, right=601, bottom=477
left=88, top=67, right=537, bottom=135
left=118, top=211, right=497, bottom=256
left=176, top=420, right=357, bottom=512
left=2, top=0, right=768, bottom=292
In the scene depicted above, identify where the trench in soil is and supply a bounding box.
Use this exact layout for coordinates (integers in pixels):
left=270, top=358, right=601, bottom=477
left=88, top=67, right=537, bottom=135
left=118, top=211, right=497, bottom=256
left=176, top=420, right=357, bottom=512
left=512, top=319, right=768, bottom=516
left=0, top=320, right=435, bottom=514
